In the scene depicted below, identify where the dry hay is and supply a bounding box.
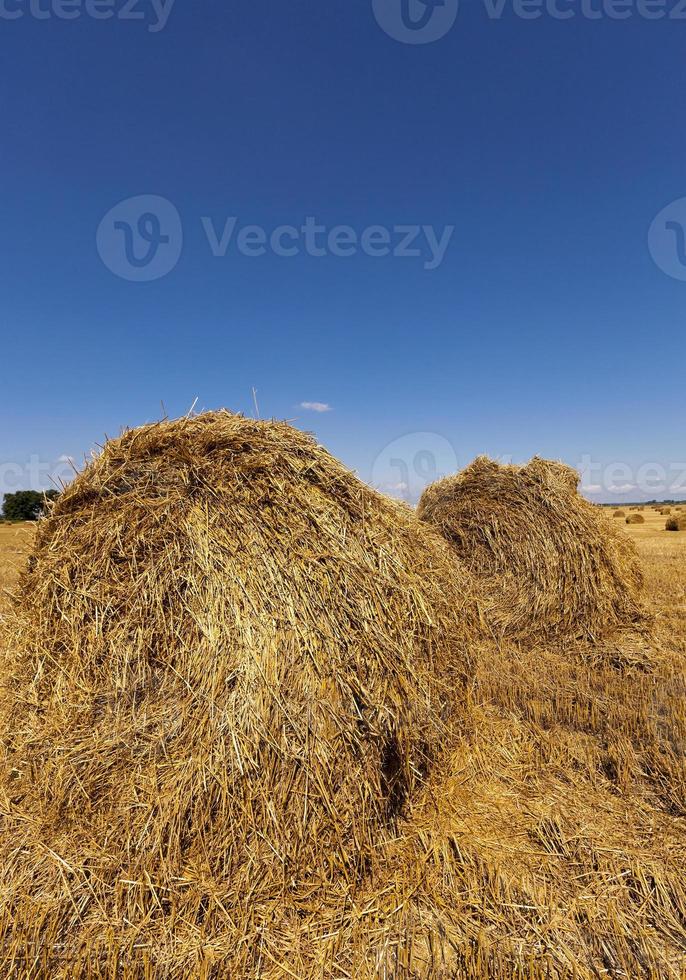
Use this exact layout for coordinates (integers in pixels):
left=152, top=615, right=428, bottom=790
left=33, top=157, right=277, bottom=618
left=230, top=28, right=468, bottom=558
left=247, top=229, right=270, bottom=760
left=666, top=515, right=686, bottom=532
left=627, top=513, right=646, bottom=524
left=0, top=412, right=478, bottom=977
left=613, top=508, right=626, bottom=517
left=417, top=456, right=645, bottom=643
left=356, top=628, right=686, bottom=979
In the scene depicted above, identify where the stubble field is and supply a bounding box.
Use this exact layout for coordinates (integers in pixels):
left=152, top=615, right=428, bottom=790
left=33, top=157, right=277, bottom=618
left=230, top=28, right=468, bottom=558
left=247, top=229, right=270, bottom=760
left=0, top=523, right=34, bottom=607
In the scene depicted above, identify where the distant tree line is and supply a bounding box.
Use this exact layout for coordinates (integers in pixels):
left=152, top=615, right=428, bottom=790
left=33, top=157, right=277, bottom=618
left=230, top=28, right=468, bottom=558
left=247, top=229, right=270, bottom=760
left=601, top=499, right=686, bottom=507
left=1, top=490, right=60, bottom=522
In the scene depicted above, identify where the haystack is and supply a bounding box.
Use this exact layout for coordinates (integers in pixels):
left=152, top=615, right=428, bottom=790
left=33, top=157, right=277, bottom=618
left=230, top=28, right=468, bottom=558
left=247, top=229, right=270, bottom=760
left=666, top=515, right=686, bottom=531
left=417, top=456, right=644, bottom=642
left=626, top=513, right=645, bottom=524
left=0, top=412, right=477, bottom=976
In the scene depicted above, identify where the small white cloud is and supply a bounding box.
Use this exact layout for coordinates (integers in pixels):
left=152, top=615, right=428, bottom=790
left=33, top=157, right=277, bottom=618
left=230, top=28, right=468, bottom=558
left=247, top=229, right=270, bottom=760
left=299, top=402, right=332, bottom=413
left=582, top=484, right=602, bottom=493
left=381, top=482, right=408, bottom=492
left=611, top=483, right=636, bottom=492
left=57, top=454, right=74, bottom=464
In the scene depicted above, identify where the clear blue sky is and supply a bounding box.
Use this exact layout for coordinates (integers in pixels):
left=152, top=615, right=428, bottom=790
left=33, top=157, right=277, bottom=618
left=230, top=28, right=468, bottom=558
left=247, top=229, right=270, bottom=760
left=2, top=0, right=685, bottom=503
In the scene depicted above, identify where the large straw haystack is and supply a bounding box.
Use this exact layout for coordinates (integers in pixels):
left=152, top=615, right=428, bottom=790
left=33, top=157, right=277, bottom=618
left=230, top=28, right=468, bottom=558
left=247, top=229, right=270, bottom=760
left=0, top=412, right=477, bottom=975
left=417, top=456, right=644, bottom=642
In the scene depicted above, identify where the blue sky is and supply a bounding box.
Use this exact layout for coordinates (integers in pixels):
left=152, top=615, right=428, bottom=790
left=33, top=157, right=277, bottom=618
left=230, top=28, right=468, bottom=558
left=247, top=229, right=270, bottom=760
left=2, top=0, right=685, bottom=503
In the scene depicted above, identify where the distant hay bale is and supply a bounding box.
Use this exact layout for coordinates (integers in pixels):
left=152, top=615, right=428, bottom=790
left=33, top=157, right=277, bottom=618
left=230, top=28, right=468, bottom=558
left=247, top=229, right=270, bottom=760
left=626, top=513, right=645, bottom=524
left=613, top=509, right=626, bottom=518
left=0, top=412, right=477, bottom=973
left=666, top=515, right=686, bottom=531
left=417, top=456, right=644, bottom=643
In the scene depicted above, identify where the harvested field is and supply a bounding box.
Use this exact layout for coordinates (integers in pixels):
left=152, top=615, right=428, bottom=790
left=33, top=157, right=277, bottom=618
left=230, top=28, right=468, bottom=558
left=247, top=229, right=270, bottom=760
left=416, top=456, right=645, bottom=643
left=0, top=425, right=685, bottom=978
left=0, top=523, right=33, bottom=606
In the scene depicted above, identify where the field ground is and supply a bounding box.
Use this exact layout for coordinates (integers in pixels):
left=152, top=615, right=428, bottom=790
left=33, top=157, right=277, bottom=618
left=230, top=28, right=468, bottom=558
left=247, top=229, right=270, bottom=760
left=609, top=505, right=686, bottom=649
left=629, top=504, right=686, bottom=606
left=0, top=523, right=34, bottom=607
